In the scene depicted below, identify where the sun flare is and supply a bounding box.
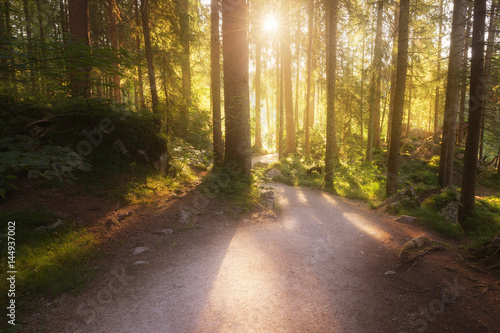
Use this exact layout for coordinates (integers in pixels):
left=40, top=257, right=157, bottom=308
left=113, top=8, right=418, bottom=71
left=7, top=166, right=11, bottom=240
left=263, top=15, right=278, bottom=32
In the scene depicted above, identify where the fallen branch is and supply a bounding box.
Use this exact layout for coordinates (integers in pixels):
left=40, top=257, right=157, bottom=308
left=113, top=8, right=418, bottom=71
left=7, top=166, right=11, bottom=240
left=406, top=246, right=447, bottom=263
left=486, top=262, right=500, bottom=270
left=464, top=262, right=490, bottom=274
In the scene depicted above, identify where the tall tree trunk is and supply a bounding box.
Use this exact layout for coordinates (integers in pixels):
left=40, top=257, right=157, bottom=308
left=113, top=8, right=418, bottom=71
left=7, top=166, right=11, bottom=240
left=2, top=0, right=14, bottom=84
left=386, top=0, right=409, bottom=196
left=141, top=0, right=160, bottom=121
left=458, top=0, right=486, bottom=230
left=305, top=0, right=314, bottom=156
left=324, top=0, right=339, bottom=189
left=255, top=38, right=263, bottom=149
left=36, top=0, right=45, bottom=45
left=479, top=1, right=497, bottom=161
left=458, top=2, right=472, bottom=145
left=59, top=0, right=68, bottom=44
left=295, top=32, right=300, bottom=135
left=386, top=2, right=399, bottom=146
left=360, top=35, right=365, bottom=147
left=177, top=0, right=192, bottom=134
left=279, top=45, right=284, bottom=159
left=433, top=0, right=444, bottom=143
left=22, top=0, right=36, bottom=93
left=109, top=0, right=121, bottom=101
left=366, top=0, right=384, bottom=161
left=497, top=145, right=500, bottom=174
left=276, top=36, right=280, bottom=154
left=68, top=0, right=90, bottom=97
left=135, top=0, right=145, bottom=109
left=438, top=0, right=467, bottom=188
left=283, top=0, right=295, bottom=154
left=212, top=0, right=223, bottom=167
left=407, top=70, right=412, bottom=137
left=222, top=0, right=251, bottom=174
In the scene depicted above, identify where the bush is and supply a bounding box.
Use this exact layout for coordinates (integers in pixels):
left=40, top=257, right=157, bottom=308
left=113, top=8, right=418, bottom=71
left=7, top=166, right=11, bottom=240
left=45, top=97, right=167, bottom=174
left=0, top=135, right=92, bottom=198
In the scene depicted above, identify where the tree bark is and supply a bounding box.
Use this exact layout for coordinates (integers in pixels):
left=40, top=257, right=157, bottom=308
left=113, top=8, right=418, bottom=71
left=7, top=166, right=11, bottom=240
left=458, top=0, right=486, bottom=229
left=305, top=0, right=314, bottom=156
left=386, top=2, right=399, bottom=147
left=282, top=0, right=295, bottom=154
left=458, top=2, right=472, bottom=145
left=177, top=0, right=192, bottom=133
left=479, top=1, right=497, bottom=161
left=324, top=0, right=339, bottom=189
left=433, top=0, right=444, bottom=143
left=109, top=0, right=121, bottom=102
left=211, top=0, right=223, bottom=167
left=23, top=0, right=37, bottom=93
left=141, top=0, right=160, bottom=121
left=59, top=0, right=68, bottom=44
left=222, top=0, right=251, bottom=174
left=366, top=0, right=384, bottom=161
left=438, top=0, right=467, bottom=188
left=386, top=0, right=409, bottom=196
left=68, top=0, right=90, bottom=97
left=135, top=0, right=145, bottom=109
left=255, top=37, right=263, bottom=149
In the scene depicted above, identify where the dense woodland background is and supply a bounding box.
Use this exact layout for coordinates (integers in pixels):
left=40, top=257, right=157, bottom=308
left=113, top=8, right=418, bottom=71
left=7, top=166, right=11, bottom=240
left=2, top=1, right=500, bottom=326
left=1, top=0, right=500, bottom=231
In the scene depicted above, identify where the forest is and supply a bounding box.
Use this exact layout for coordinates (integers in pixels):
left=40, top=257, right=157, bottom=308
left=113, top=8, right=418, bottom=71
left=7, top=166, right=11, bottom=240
left=1, top=0, right=500, bottom=330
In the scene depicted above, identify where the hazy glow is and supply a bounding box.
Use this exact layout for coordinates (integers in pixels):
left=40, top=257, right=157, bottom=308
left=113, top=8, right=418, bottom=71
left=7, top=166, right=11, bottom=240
left=263, top=15, right=278, bottom=32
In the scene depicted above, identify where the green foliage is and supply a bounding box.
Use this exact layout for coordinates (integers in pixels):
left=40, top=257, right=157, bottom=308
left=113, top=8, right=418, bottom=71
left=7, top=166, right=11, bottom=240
left=267, top=154, right=385, bottom=205
left=464, top=196, right=500, bottom=243
left=200, top=168, right=260, bottom=211
left=0, top=208, right=98, bottom=325
left=399, top=158, right=438, bottom=186
left=0, top=136, right=92, bottom=198
left=410, top=206, right=464, bottom=240
left=46, top=97, right=167, bottom=174
left=422, top=189, right=459, bottom=211
left=478, top=170, right=500, bottom=191
left=169, top=137, right=212, bottom=171
left=295, top=127, right=326, bottom=159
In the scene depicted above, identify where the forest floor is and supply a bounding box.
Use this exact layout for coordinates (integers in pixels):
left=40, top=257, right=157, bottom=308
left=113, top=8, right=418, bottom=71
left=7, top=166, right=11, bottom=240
left=2, top=155, right=499, bottom=333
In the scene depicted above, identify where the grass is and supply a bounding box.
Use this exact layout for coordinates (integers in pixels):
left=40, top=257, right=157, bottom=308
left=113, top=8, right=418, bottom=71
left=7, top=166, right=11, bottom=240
left=200, top=167, right=263, bottom=213
left=266, top=154, right=385, bottom=206
left=0, top=208, right=100, bottom=330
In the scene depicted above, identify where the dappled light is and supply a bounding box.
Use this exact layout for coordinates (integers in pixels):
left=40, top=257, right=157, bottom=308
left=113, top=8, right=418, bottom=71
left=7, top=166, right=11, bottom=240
left=1, top=0, right=500, bottom=331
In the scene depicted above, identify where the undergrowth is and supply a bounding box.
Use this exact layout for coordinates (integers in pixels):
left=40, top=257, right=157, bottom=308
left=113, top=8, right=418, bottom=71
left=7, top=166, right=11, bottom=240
left=267, top=154, right=385, bottom=206
left=0, top=208, right=100, bottom=330
left=200, top=167, right=262, bottom=212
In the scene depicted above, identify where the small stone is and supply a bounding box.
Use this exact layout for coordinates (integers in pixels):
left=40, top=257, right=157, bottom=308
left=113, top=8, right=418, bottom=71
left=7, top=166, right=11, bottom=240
left=384, top=271, right=397, bottom=275
left=412, top=235, right=431, bottom=248
left=153, top=229, right=173, bottom=235
left=117, top=211, right=133, bottom=221
left=260, top=191, right=275, bottom=208
left=132, top=261, right=148, bottom=266
left=105, top=218, right=119, bottom=229
left=243, top=219, right=250, bottom=223
left=131, top=247, right=150, bottom=255
left=215, top=211, right=224, bottom=216
left=265, top=168, right=283, bottom=180
left=49, top=219, right=64, bottom=229
left=179, top=209, right=191, bottom=223
left=394, top=215, right=417, bottom=224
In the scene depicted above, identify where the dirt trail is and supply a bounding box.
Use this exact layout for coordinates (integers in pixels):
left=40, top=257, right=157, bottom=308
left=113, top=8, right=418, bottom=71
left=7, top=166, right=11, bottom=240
left=23, top=181, right=500, bottom=332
